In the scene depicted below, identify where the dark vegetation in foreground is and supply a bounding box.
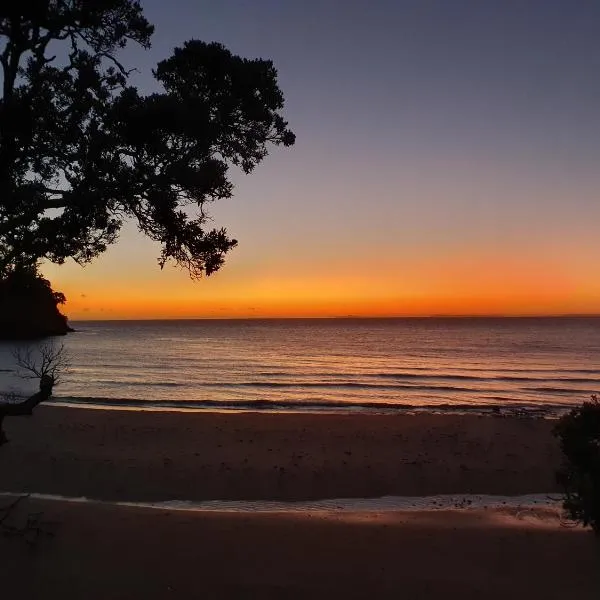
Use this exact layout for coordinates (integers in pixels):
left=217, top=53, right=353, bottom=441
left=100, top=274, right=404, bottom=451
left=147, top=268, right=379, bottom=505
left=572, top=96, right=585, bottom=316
left=554, top=395, right=600, bottom=536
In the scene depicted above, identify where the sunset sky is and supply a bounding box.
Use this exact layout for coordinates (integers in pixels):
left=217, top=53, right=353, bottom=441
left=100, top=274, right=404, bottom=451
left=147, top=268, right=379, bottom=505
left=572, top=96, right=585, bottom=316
left=44, top=0, right=600, bottom=319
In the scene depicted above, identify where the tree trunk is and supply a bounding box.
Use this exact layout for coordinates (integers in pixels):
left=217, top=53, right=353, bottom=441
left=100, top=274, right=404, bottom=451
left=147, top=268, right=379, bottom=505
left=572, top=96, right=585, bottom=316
left=0, top=375, right=54, bottom=445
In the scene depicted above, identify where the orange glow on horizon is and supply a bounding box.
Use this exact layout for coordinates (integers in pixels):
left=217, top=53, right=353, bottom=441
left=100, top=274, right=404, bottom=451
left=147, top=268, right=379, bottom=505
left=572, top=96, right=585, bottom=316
left=60, top=295, right=600, bottom=321
left=43, top=238, right=600, bottom=321
left=53, top=268, right=599, bottom=321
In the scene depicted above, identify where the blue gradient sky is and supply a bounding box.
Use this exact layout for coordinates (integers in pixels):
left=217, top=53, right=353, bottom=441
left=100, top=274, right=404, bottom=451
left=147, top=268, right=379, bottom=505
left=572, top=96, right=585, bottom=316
left=46, top=0, right=600, bottom=318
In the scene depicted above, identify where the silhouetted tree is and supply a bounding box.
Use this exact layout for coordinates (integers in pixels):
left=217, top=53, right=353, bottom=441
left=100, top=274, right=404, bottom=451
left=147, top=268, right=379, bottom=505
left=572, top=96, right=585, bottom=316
left=0, top=1, right=295, bottom=278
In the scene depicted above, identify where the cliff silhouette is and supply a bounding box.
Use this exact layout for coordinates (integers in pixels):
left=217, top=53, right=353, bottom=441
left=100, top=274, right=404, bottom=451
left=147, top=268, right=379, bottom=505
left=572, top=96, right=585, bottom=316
left=0, top=267, right=72, bottom=339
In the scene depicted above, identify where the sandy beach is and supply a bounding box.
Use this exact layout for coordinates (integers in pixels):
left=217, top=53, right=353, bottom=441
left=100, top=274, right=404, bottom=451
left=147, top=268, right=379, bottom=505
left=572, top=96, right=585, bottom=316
left=1, top=406, right=562, bottom=501
left=2, top=497, right=599, bottom=599
left=1, top=406, right=599, bottom=599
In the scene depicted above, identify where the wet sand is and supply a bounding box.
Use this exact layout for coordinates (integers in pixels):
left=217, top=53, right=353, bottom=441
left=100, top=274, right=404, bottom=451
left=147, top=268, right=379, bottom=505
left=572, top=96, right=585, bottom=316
left=1, top=406, right=562, bottom=501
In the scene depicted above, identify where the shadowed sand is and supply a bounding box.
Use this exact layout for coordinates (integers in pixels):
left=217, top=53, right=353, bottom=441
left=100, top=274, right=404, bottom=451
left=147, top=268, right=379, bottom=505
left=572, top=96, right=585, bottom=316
left=1, top=406, right=562, bottom=501
left=1, top=498, right=599, bottom=599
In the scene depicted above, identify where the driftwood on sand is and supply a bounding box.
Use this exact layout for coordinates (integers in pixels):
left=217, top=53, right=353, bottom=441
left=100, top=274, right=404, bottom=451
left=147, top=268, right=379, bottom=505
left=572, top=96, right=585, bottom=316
left=0, top=342, right=67, bottom=445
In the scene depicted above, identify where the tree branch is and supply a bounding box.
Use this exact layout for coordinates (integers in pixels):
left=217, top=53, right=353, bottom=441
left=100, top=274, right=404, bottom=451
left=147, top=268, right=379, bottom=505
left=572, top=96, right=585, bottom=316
left=0, top=342, right=69, bottom=445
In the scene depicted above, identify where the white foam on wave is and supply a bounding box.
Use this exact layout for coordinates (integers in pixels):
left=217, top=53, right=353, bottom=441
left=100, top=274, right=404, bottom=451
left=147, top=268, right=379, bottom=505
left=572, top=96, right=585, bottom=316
left=0, top=491, right=562, bottom=513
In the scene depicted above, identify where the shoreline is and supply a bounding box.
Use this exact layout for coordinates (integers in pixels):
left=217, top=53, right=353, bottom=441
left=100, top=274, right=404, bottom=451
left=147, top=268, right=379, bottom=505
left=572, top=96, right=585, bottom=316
left=46, top=397, right=573, bottom=418
left=0, top=490, right=563, bottom=512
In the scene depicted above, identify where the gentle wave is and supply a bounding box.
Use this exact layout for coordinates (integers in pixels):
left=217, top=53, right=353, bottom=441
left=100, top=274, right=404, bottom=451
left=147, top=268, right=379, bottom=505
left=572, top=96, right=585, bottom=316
left=375, top=372, right=600, bottom=383
left=75, top=375, right=600, bottom=394
left=495, top=376, right=599, bottom=383
left=527, top=386, right=600, bottom=394
left=222, top=381, right=478, bottom=392
left=91, top=380, right=184, bottom=388
left=110, top=378, right=598, bottom=396
left=79, top=373, right=600, bottom=386
left=4, top=318, right=599, bottom=414
left=49, top=395, right=573, bottom=417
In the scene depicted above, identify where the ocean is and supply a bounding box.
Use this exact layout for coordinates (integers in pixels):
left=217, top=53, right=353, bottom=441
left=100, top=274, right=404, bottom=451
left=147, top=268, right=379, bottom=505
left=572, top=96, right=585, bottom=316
left=1, top=317, right=599, bottom=415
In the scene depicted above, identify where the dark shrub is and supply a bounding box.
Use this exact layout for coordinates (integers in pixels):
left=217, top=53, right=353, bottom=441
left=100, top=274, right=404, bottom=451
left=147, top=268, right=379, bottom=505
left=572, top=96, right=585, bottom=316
left=554, top=395, right=600, bottom=535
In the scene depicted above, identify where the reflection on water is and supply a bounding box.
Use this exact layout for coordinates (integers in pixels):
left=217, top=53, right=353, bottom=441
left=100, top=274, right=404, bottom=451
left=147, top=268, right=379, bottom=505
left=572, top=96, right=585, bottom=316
left=1, top=317, right=599, bottom=414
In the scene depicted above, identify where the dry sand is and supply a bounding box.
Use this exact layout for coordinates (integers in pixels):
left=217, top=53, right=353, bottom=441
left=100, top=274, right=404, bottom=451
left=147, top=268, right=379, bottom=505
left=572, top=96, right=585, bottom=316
left=1, top=406, right=598, bottom=599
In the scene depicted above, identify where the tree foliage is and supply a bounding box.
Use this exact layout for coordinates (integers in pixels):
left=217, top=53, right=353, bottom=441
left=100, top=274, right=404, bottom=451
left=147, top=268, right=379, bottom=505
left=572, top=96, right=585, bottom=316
left=0, top=0, right=294, bottom=277
left=554, top=396, right=600, bottom=535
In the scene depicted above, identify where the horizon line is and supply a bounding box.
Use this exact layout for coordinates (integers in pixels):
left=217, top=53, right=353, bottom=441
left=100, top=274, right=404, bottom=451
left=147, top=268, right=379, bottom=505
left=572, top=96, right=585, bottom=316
left=69, top=314, right=600, bottom=322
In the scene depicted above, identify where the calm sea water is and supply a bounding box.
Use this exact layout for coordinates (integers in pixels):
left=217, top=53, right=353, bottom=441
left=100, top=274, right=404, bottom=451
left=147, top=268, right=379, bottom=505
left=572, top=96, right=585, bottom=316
left=1, top=318, right=599, bottom=415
